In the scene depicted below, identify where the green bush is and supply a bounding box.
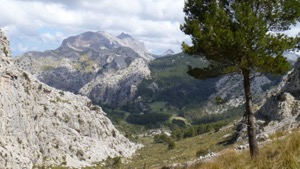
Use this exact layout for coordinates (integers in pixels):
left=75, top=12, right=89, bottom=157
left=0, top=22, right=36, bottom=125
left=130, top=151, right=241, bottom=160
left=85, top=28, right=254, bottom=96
left=105, top=156, right=121, bottom=168
left=172, top=120, right=230, bottom=140
left=22, top=72, right=30, bottom=81
left=126, top=113, right=170, bottom=125
left=168, top=140, right=175, bottom=150
left=172, top=119, right=187, bottom=128
left=154, top=133, right=175, bottom=150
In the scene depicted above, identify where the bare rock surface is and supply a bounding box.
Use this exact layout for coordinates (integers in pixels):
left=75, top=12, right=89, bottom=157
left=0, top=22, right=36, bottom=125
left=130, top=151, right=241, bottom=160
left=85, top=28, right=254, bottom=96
left=256, top=62, right=300, bottom=134
left=80, top=58, right=150, bottom=105
left=16, top=31, right=152, bottom=106
left=0, top=29, right=140, bottom=168
left=204, top=74, right=272, bottom=114
left=234, top=60, right=300, bottom=142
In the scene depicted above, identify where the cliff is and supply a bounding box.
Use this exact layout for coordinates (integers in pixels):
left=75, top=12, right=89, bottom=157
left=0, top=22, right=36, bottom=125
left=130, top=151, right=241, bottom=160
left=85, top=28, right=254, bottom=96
left=0, top=29, right=140, bottom=168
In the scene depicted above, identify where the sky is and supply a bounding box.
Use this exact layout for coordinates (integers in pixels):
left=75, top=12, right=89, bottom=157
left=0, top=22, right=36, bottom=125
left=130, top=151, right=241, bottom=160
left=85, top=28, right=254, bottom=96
left=1, top=0, right=300, bottom=57
left=0, top=0, right=191, bottom=56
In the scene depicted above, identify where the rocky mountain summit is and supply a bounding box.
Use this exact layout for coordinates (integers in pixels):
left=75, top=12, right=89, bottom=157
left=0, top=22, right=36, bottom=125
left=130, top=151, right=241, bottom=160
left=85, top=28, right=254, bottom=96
left=160, top=49, right=175, bottom=57
left=58, top=31, right=152, bottom=61
left=17, top=31, right=152, bottom=106
left=0, top=30, right=140, bottom=168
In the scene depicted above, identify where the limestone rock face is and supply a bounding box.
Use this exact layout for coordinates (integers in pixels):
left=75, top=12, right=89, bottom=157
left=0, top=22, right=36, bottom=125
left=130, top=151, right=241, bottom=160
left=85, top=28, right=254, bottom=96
left=0, top=29, right=140, bottom=168
left=16, top=31, right=152, bottom=106
left=256, top=60, right=300, bottom=134
left=79, top=58, right=150, bottom=105
left=203, top=52, right=298, bottom=115
left=236, top=59, right=300, bottom=141
left=0, top=31, right=11, bottom=58
left=204, top=74, right=273, bottom=114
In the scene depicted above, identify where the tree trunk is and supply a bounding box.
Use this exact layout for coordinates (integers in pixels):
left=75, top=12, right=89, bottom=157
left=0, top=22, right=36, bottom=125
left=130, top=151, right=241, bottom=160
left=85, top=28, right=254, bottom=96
left=242, top=69, right=259, bottom=158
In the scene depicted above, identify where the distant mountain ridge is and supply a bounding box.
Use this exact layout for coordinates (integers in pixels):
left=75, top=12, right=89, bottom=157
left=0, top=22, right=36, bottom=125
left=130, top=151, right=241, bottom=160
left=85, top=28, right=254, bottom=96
left=160, top=49, right=175, bottom=57
left=17, top=31, right=152, bottom=106
left=58, top=31, right=152, bottom=61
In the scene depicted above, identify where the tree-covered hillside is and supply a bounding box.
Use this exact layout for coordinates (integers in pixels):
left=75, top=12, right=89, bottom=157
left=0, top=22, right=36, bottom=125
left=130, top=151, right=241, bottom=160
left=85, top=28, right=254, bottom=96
left=104, top=53, right=247, bottom=129
left=136, top=53, right=219, bottom=109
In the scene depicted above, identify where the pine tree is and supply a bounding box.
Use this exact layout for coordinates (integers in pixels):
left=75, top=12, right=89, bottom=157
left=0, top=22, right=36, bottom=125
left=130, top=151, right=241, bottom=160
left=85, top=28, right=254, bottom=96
left=181, top=0, right=300, bottom=158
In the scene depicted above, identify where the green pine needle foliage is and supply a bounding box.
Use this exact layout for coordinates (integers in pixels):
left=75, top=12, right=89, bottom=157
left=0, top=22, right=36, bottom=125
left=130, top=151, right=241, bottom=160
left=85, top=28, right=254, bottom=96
left=181, top=0, right=300, bottom=77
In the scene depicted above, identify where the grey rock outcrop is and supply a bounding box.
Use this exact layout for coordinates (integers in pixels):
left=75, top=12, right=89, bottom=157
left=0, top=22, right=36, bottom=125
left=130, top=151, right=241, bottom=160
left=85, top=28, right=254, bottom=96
left=0, top=29, right=140, bottom=168
left=204, top=74, right=274, bottom=114
left=16, top=31, right=152, bottom=106
left=235, top=59, right=300, bottom=141
left=204, top=52, right=298, bottom=115
left=80, top=58, right=150, bottom=105
left=0, top=31, right=11, bottom=58
left=168, top=152, right=219, bottom=169
left=256, top=60, right=300, bottom=134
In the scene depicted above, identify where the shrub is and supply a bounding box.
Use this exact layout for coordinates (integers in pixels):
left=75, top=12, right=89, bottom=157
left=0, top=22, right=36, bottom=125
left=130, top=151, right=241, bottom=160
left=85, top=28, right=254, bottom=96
left=168, top=140, right=175, bottom=150
left=172, top=120, right=229, bottom=141
left=126, top=113, right=170, bottom=125
left=154, top=133, right=175, bottom=150
left=105, top=156, right=122, bottom=168
left=22, top=72, right=30, bottom=81
left=215, top=96, right=225, bottom=104
left=112, top=130, right=116, bottom=137
left=173, top=119, right=186, bottom=127
left=43, top=105, right=48, bottom=111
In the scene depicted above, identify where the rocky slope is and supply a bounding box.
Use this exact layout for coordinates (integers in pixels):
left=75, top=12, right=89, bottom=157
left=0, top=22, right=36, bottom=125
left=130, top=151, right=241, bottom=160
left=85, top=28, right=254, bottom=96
left=17, top=31, right=152, bottom=106
left=0, top=30, right=140, bottom=168
left=194, top=53, right=298, bottom=115
left=203, top=74, right=275, bottom=114
left=256, top=59, right=300, bottom=134
left=80, top=58, right=150, bottom=105
left=234, top=58, right=300, bottom=142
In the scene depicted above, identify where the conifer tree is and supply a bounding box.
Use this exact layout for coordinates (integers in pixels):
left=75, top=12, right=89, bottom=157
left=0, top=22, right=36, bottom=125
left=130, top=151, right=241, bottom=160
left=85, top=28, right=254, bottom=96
left=181, top=0, right=300, bottom=158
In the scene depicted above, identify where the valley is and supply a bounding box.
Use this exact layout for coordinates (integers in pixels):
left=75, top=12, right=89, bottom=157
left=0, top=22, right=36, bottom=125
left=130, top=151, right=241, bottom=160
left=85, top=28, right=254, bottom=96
left=17, top=31, right=286, bottom=132
left=8, top=29, right=300, bottom=168
left=1, top=1, right=300, bottom=166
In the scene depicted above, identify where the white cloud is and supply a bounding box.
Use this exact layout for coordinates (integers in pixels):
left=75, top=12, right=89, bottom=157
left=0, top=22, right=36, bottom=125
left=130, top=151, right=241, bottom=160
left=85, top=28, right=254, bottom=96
left=1, top=0, right=299, bottom=56
left=0, top=0, right=189, bottom=56
left=284, top=23, right=300, bottom=37
left=40, top=32, right=64, bottom=43
left=17, top=43, right=29, bottom=53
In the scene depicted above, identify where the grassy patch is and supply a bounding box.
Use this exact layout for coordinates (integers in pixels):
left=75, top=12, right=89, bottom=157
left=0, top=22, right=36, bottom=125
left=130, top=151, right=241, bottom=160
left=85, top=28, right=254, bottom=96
left=73, top=54, right=96, bottom=73
left=41, top=65, right=55, bottom=72
left=122, top=126, right=234, bottom=168
left=189, top=129, right=300, bottom=169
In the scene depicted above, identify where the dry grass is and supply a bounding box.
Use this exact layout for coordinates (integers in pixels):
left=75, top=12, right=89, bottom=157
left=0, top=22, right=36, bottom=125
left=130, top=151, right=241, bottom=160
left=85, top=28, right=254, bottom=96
left=189, top=130, right=300, bottom=169
left=121, top=127, right=234, bottom=169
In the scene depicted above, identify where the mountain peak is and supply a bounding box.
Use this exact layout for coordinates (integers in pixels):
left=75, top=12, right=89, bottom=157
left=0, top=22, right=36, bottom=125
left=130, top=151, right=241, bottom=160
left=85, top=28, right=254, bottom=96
left=117, top=32, right=133, bottom=39
left=0, top=29, right=11, bottom=58
left=53, top=31, right=153, bottom=61
left=161, top=49, right=175, bottom=57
